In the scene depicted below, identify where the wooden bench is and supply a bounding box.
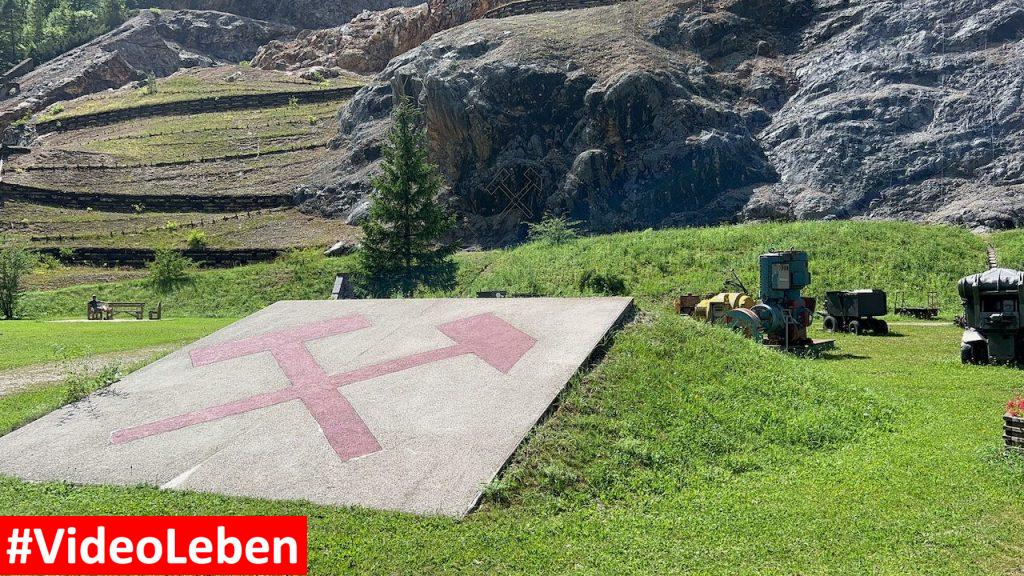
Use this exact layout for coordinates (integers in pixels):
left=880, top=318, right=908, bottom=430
left=106, top=302, right=145, bottom=320
left=331, top=273, right=355, bottom=300
left=149, top=302, right=162, bottom=320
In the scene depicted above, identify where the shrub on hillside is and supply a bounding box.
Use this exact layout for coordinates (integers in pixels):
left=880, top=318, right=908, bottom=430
left=37, top=254, right=63, bottom=271
left=147, top=249, right=195, bottom=294
left=578, top=270, right=627, bottom=295
left=527, top=215, right=580, bottom=245
left=141, top=73, right=159, bottom=96
left=0, top=246, right=36, bottom=319
left=186, top=230, right=208, bottom=250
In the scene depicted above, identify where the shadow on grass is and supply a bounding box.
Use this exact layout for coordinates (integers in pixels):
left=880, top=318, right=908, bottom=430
left=819, top=353, right=871, bottom=361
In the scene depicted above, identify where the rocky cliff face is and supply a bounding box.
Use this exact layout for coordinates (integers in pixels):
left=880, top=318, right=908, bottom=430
left=307, top=0, right=807, bottom=244
left=148, top=0, right=425, bottom=29
left=305, top=0, right=1024, bottom=243
left=252, top=5, right=433, bottom=75
left=0, top=10, right=294, bottom=128
left=251, top=0, right=500, bottom=75
left=744, top=0, right=1024, bottom=230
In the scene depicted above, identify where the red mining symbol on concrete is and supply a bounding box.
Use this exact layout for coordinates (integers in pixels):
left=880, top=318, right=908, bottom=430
left=111, top=313, right=537, bottom=461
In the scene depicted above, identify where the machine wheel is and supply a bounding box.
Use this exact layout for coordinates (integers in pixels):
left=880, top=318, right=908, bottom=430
left=961, top=343, right=973, bottom=364
left=961, top=341, right=989, bottom=365
left=972, top=341, right=989, bottom=365
left=847, top=320, right=862, bottom=335
left=874, top=319, right=889, bottom=335
left=823, top=316, right=838, bottom=332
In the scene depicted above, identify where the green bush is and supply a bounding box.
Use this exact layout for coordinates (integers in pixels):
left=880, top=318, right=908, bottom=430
left=578, top=269, right=627, bottom=295
left=141, top=73, right=159, bottom=96
left=147, top=250, right=195, bottom=294
left=64, top=364, right=123, bottom=405
left=527, top=215, right=581, bottom=245
left=36, top=254, right=63, bottom=271
left=0, top=246, right=36, bottom=320
left=185, top=230, right=208, bottom=250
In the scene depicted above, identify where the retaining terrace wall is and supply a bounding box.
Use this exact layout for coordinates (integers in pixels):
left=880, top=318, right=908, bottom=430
left=35, top=86, right=361, bottom=134
left=37, top=246, right=287, bottom=268
left=484, top=0, right=631, bottom=18
left=0, top=182, right=293, bottom=212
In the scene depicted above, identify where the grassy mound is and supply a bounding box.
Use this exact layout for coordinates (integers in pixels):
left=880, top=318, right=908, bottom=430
left=485, top=313, right=893, bottom=509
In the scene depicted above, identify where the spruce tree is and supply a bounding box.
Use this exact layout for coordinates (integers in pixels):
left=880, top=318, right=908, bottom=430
left=358, top=97, right=456, bottom=297
left=0, top=0, right=27, bottom=69
left=98, top=0, right=124, bottom=30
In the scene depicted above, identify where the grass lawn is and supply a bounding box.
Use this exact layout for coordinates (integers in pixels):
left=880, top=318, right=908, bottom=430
left=1, top=311, right=1022, bottom=573
left=19, top=221, right=991, bottom=319
left=4, top=221, right=1024, bottom=573
left=0, top=317, right=234, bottom=372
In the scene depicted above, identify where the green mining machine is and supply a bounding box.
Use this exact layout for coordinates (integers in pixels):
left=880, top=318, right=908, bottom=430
left=725, top=250, right=834, bottom=354
left=958, top=267, right=1024, bottom=364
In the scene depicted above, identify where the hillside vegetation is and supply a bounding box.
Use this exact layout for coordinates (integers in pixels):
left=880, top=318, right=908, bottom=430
left=4, top=221, right=1024, bottom=573
left=20, top=221, right=989, bottom=319
left=0, top=0, right=127, bottom=72
left=3, top=65, right=361, bottom=256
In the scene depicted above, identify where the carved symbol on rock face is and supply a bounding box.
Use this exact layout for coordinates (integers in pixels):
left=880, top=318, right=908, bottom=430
left=111, top=313, right=537, bottom=461
left=481, top=166, right=543, bottom=219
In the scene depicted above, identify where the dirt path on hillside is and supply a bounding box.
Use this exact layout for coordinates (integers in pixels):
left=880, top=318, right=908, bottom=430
left=0, top=345, right=176, bottom=398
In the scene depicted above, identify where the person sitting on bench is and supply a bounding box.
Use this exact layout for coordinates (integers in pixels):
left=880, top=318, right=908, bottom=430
left=88, top=295, right=111, bottom=320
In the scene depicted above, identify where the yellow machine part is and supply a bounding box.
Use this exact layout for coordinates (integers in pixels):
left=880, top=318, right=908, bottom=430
left=692, top=293, right=756, bottom=324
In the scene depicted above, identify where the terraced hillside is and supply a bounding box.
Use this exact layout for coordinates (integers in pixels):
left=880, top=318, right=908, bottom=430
left=1, top=66, right=363, bottom=263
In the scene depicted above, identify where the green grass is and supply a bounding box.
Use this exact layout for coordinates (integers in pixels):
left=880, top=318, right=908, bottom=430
left=2, top=316, right=1023, bottom=573
left=6, top=221, right=1024, bottom=573
left=37, top=67, right=364, bottom=121
left=21, top=221, right=989, bottom=319
left=73, top=102, right=341, bottom=163
left=0, top=317, right=233, bottom=371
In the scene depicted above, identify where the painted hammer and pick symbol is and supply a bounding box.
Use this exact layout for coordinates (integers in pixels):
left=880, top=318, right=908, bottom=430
left=111, top=313, right=537, bottom=461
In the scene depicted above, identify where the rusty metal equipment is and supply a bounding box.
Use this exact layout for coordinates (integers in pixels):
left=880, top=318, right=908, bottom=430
left=894, top=291, right=940, bottom=319
left=675, top=294, right=703, bottom=316
left=822, top=289, right=889, bottom=335
left=1, top=58, right=33, bottom=100
left=726, top=250, right=834, bottom=354
left=692, top=292, right=755, bottom=325
left=958, top=267, right=1024, bottom=364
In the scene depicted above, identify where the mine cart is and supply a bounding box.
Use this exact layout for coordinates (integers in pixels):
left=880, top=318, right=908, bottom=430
left=822, top=289, right=889, bottom=335
left=958, top=267, right=1024, bottom=364
left=894, top=291, right=940, bottom=319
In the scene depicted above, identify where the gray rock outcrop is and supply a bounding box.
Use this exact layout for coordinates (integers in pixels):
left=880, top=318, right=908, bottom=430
left=306, top=0, right=1024, bottom=243
left=0, top=9, right=295, bottom=128
left=148, top=0, right=425, bottom=29
left=310, top=0, right=804, bottom=244
left=744, top=0, right=1024, bottom=231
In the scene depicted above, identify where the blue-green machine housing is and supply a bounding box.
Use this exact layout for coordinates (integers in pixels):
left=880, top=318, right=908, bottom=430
left=752, top=250, right=817, bottom=345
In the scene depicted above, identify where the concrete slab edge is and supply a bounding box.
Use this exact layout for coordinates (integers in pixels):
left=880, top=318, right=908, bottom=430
left=462, top=298, right=637, bottom=517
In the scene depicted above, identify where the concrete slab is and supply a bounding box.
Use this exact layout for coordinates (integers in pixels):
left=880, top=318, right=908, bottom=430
left=0, top=298, right=633, bottom=516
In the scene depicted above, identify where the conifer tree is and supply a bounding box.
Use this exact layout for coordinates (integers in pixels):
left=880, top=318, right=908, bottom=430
left=98, top=0, right=124, bottom=30
left=358, top=97, right=456, bottom=297
left=0, top=0, right=27, bottom=69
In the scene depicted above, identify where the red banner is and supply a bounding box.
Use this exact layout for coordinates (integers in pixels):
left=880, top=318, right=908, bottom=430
left=0, top=516, right=307, bottom=575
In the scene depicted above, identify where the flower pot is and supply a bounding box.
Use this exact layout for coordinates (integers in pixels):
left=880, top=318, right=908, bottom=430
left=1004, top=413, right=1024, bottom=450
